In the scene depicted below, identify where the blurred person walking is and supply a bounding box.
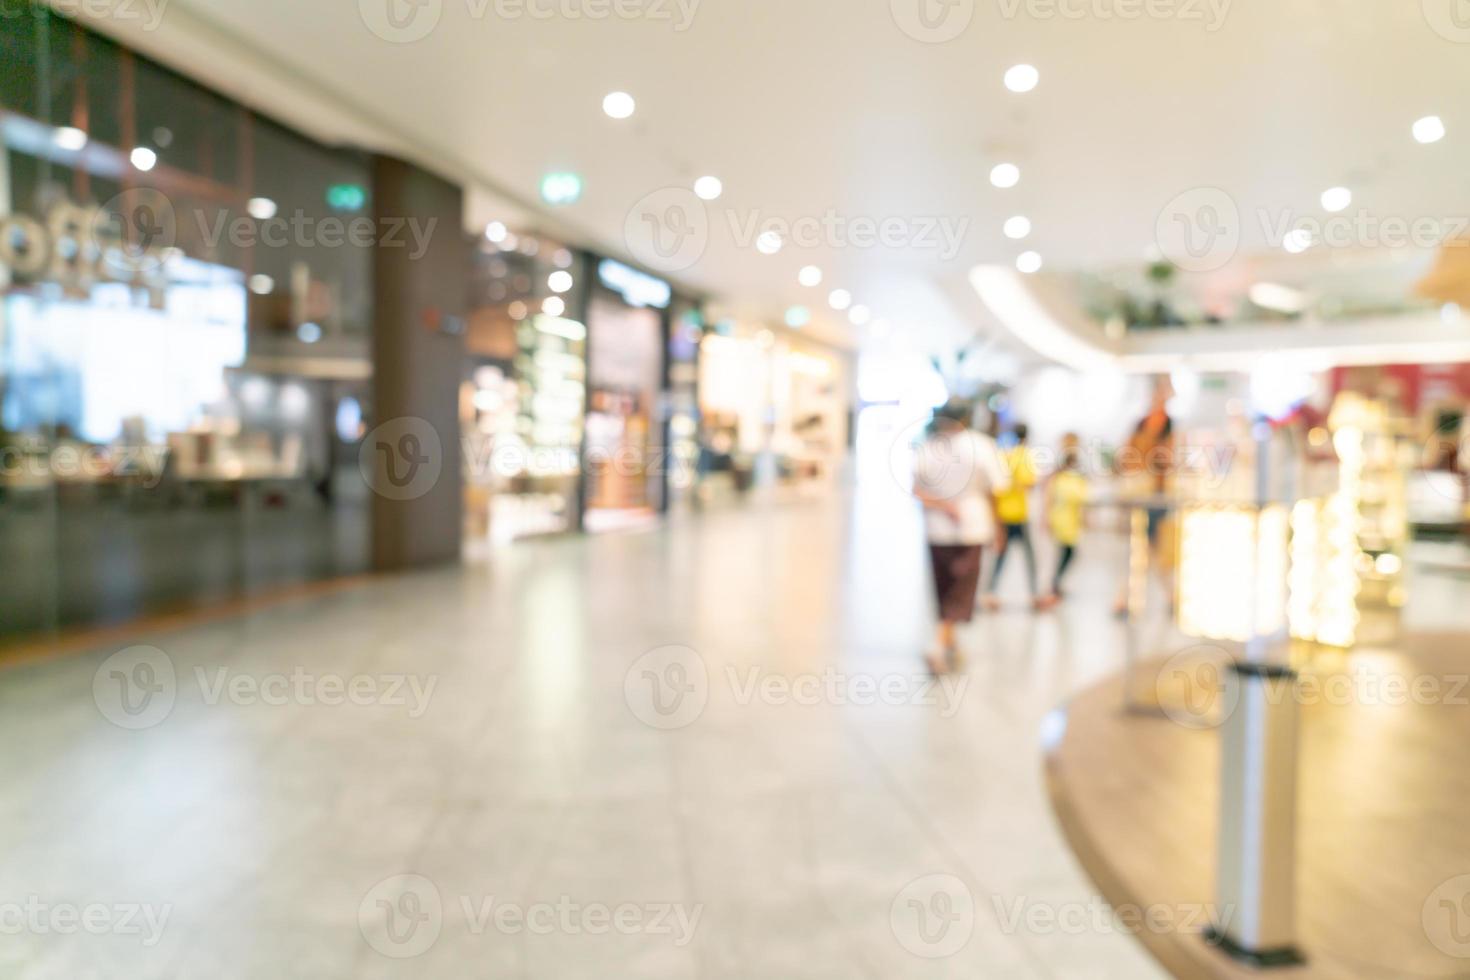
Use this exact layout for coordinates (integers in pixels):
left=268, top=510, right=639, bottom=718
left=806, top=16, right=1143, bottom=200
left=1114, top=378, right=1177, bottom=616
left=984, top=423, right=1051, bottom=610
left=1046, top=435, right=1089, bottom=600
left=912, top=398, right=1009, bottom=674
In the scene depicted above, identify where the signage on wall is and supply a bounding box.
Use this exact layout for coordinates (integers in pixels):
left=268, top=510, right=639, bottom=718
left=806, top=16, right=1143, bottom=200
left=0, top=192, right=175, bottom=296
left=598, top=259, right=671, bottom=310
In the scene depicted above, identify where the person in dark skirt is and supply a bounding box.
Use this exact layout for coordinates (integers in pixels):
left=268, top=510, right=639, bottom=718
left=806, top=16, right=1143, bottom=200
left=912, top=399, right=1010, bottom=674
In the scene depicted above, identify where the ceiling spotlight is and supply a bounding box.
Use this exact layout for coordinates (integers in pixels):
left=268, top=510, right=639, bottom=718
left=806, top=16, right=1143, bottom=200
left=542, top=296, right=567, bottom=317
left=1320, top=187, right=1352, bottom=213
left=828, top=289, right=852, bottom=311
left=694, top=176, right=723, bottom=201
left=848, top=305, right=871, bottom=326
left=1004, top=64, right=1040, bottom=93
left=248, top=197, right=278, bottom=220
left=485, top=221, right=507, bottom=243
left=756, top=231, right=783, bottom=255
left=129, top=147, right=158, bottom=172
left=1016, top=251, right=1043, bottom=274
left=798, top=265, right=823, bottom=287
left=602, top=91, right=636, bottom=119
left=1003, top=216, right=1031, bottom=240
left=1283, top=229, right=1315, bottom=254
left=1413, top=115, right=1446, bottom=145
left=53, top=126, right=87, bottom=152
left=785, top=305, right=811, bottom=328
left=990, top=163, right=1021, bottom=189
left=548, top=271, right=574, bottom=293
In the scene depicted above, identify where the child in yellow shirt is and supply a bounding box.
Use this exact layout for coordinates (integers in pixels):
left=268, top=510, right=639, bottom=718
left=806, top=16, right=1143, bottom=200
left=1046, top=439, right=1089, bottom=599
left=984, top=424, right=1044, bottom=609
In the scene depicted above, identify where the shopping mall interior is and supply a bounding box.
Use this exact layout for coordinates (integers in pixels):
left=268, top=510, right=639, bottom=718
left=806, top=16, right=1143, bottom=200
left=3, top=1, right=1470, bottom=977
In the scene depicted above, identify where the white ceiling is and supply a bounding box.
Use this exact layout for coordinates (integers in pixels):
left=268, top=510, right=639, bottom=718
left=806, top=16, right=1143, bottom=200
left=66, top=0, right=1470, bottom=355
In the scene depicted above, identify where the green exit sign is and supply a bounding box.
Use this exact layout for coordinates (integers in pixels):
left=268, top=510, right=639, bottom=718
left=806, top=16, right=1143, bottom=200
left=326, top=184, right=367, bottom=211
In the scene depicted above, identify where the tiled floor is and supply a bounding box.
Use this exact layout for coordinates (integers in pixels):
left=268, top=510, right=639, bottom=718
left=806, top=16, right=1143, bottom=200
left=3, top=473, right=1179, bottom=978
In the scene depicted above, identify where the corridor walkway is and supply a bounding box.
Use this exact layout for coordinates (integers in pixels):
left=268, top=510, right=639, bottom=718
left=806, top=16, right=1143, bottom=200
left=0, top=473, right=1169, bottom=979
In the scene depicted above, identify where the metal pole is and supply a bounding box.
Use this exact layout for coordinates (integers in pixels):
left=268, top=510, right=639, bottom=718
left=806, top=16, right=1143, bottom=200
left=1207, top=422, right=1304, bottom=966
left=1207, top=662, right=1305, bottom=967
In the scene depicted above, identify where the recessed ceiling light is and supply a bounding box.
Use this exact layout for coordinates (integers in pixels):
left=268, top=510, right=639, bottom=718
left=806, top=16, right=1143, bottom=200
left=248, top=274, right=274, bottom=295
left=548, top=271, right=574, bottom=293
left=129, top=147, right=157, bottom=172
left=1004, top=64, right=1039, bottom=93
left=1413, top=115, right=1446, bottom=144
left=1003, top=216, right=1031, bottom=240
left=694, top=176, right=723, bottom=201
left=828, top=289, right=852, bottom=311
left=848, top=305, right=871, bottom=326
left=990, top=163, right=1021, bottom=189
left=1283, top=229, right=1315, bottom=254
left=53, top=126, right=87, bottom=151
left=785, top=305, right=811, bottom=328
left=756, top=231, right=783, bottom=255
left=248, top=197, right=278, bottom=220
left=485, top=221, right=507, bottom=243
left=602, top=91, right=636, bottom=119
left=1321, top=187, right=1352, bottom=213
left=1016, top=251, right=1043, bottom=274
left=542, top=296, right=566, bottom=317
left=798, top=265, right=823, bottom=287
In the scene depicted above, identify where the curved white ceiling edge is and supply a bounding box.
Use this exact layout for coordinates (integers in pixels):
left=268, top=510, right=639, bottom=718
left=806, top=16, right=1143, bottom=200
left=970, top=265, right=1470, bottom=375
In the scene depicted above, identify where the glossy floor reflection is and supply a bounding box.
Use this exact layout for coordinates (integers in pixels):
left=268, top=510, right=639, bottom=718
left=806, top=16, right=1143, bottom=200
left=2, top=475, right=1172, bottom=979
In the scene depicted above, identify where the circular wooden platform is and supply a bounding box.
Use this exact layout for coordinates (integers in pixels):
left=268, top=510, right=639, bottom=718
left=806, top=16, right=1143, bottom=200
left=1044, top=632, right=1470, bottom=978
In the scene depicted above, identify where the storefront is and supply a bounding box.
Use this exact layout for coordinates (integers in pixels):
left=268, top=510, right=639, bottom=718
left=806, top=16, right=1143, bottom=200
left=581, top=258, right=671, bottom=533
left=696, top=322, right=852, bottom=500
left=0, top=8, right=377, bottom=642
left=463, top=233, right=588, bottom=543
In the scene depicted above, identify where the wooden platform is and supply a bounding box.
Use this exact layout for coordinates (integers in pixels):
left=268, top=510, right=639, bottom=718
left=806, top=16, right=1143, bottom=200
left=1044, top=632, right=1470, bottom=978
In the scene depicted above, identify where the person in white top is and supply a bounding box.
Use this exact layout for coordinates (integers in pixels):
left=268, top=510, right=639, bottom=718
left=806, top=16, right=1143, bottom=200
left=911, top=399, right=1010, bottom=673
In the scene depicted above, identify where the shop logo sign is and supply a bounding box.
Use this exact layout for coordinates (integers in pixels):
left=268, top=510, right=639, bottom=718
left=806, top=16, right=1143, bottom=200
left=360, top=875, right=444, bottom=958
left=1155, top=186, right=1240, bottom=272
left=359, top=417, right=444, bottom=501
left=0, top=190, right=176, bottom=290
left=624, top=645, right=709, bottom=729
left=1423, top=0, right=1470, bottom=43
left=891, top=874, right=975, bottom=958
left=891, top=0, right=974, bottom=43
left=360, top=0, right=445, bottom=43
left=624, top=187, right=709, bottom=274
left=93, top=646, right=177, bottom=730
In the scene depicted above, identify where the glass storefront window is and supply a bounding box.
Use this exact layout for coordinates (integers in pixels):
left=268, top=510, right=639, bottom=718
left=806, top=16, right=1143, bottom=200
left=464, top=232, right=587, bottom=542
left=0, top=5, right=372, bottom=645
